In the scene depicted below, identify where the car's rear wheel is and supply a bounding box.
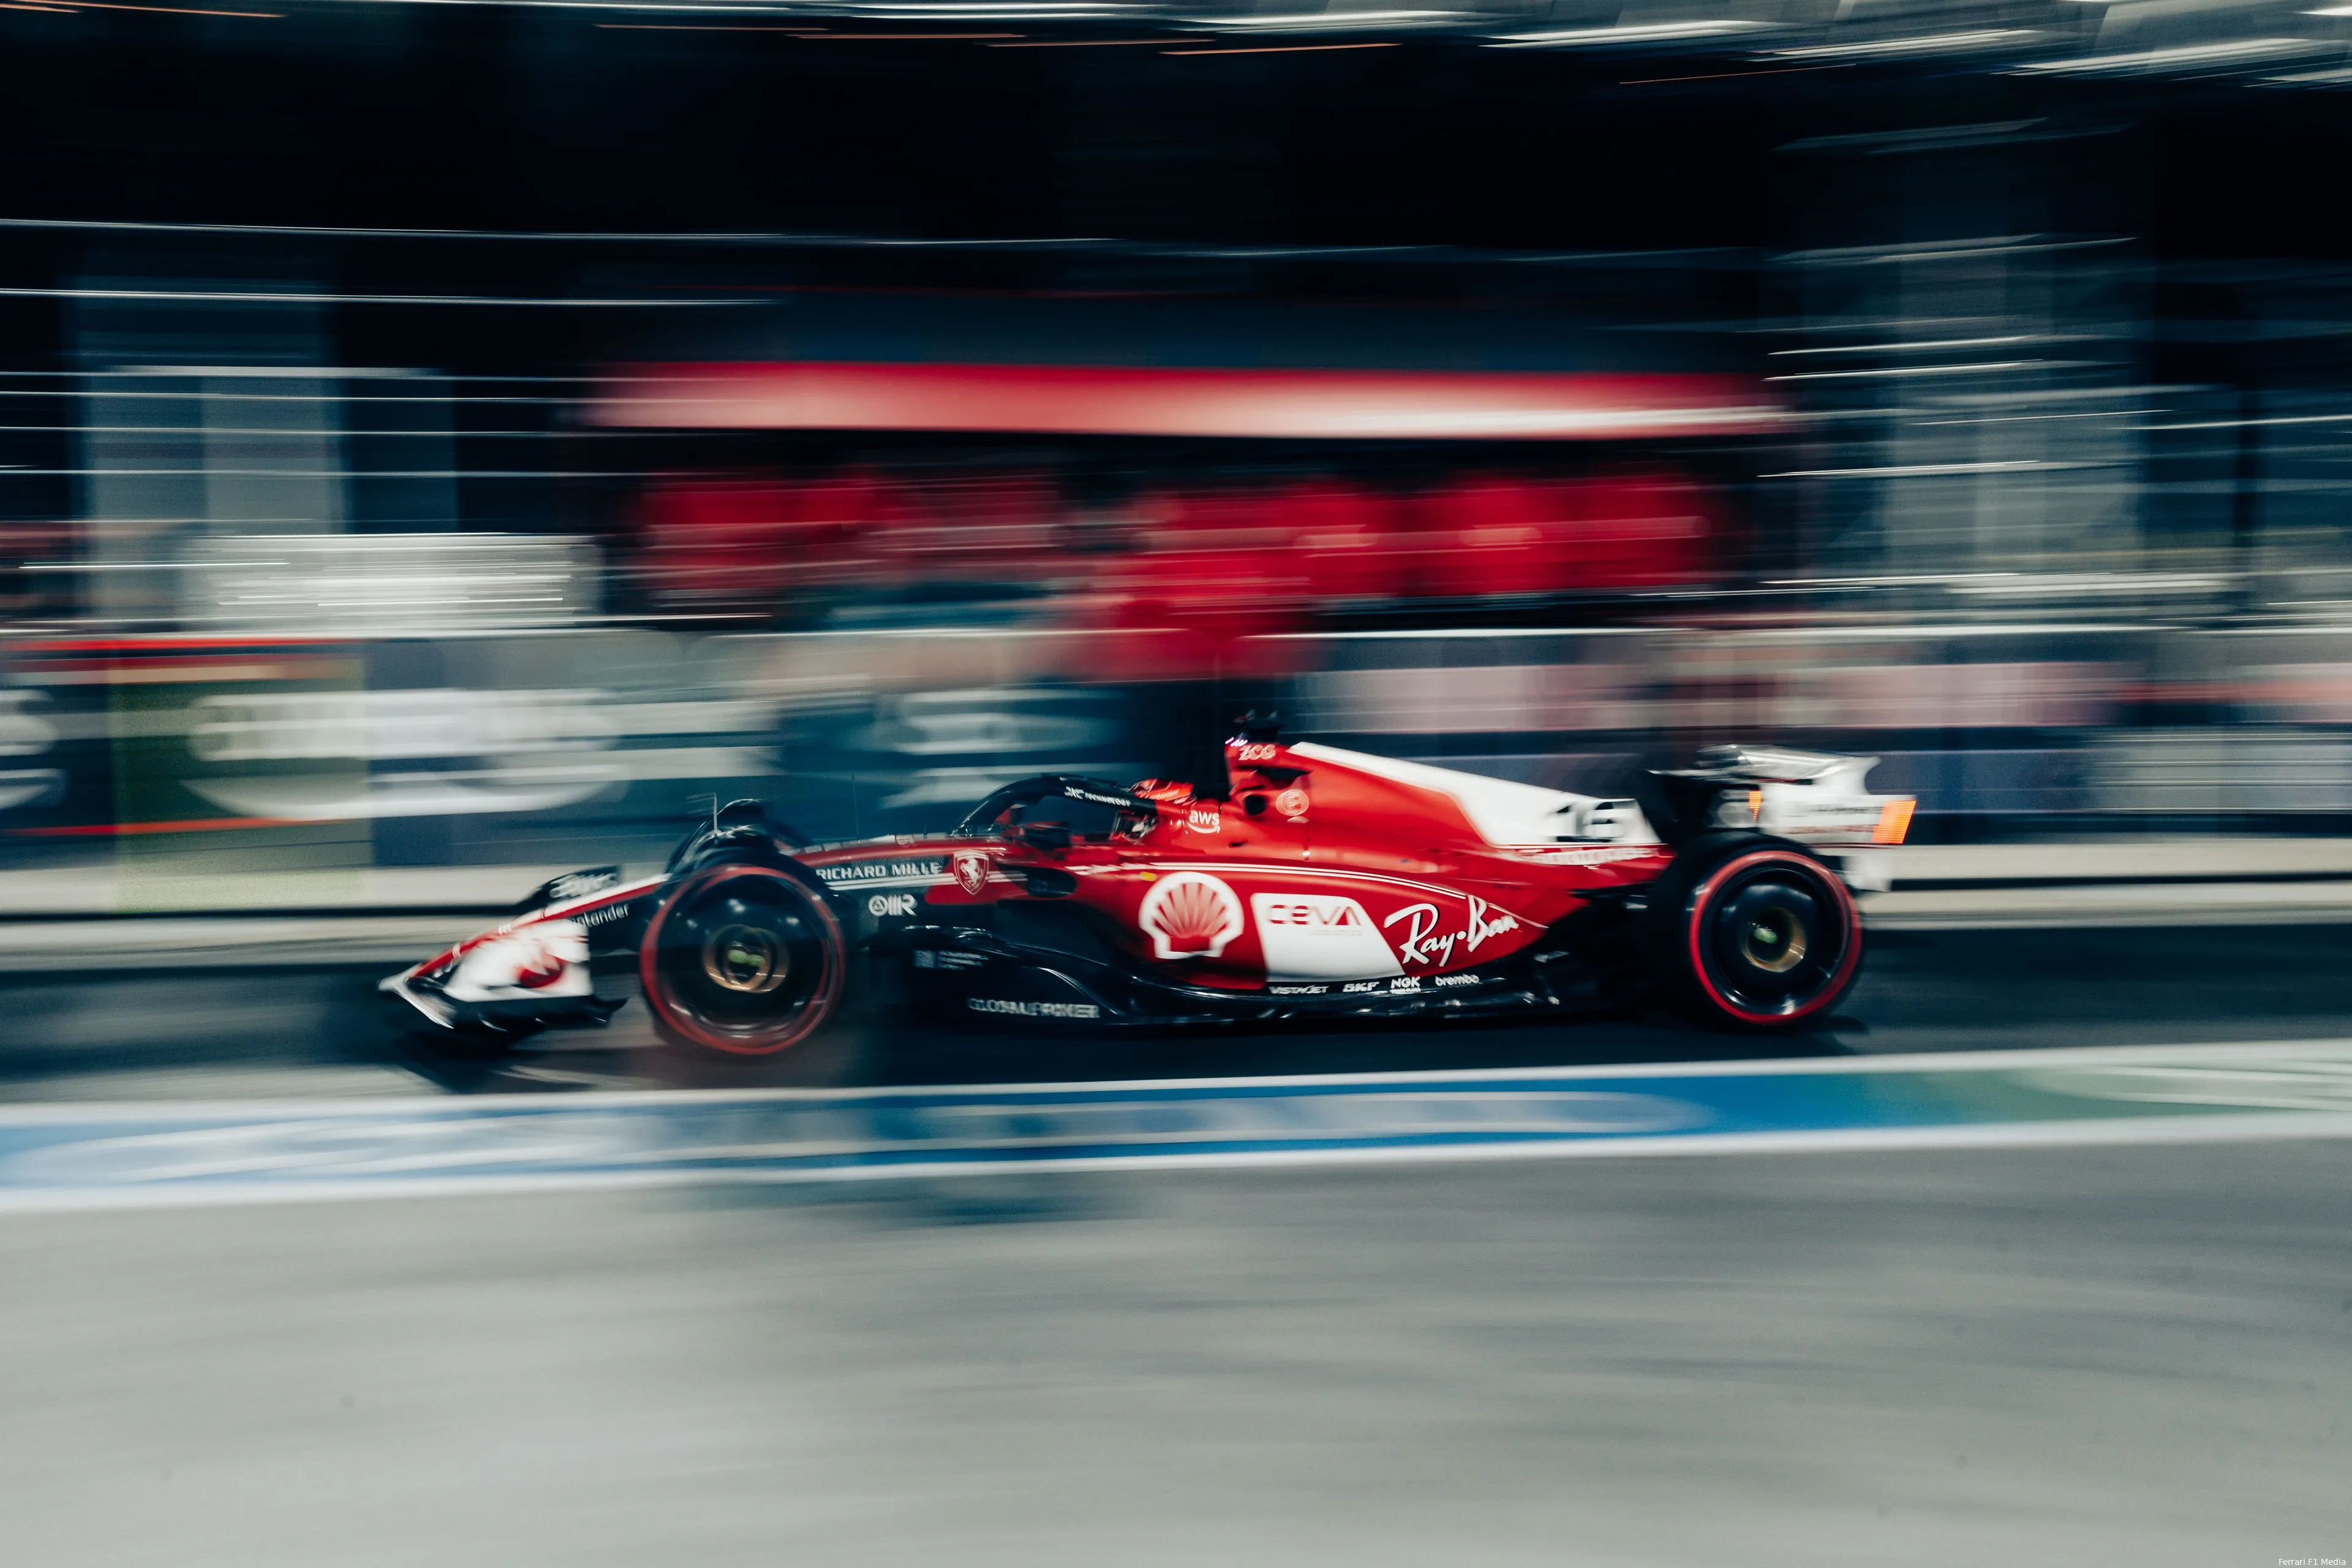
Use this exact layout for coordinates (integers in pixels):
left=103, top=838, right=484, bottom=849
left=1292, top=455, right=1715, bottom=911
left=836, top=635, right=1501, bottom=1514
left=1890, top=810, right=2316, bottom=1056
left=639, top=863, right=846, bottom=1055
left=1648, top=834, right=1861, bottom=1030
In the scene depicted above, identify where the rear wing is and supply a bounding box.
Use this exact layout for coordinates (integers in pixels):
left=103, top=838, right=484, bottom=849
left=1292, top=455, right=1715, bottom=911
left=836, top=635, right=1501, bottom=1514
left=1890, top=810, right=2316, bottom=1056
left=1642, top=745, right=1915, bottom=850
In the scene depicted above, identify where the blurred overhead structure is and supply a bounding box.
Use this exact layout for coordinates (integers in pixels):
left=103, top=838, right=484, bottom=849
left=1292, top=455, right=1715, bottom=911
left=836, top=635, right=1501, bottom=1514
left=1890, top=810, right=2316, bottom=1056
left=0, top=0, right=2337, bottom=83
left=140, top=0, right=2347, bottom=84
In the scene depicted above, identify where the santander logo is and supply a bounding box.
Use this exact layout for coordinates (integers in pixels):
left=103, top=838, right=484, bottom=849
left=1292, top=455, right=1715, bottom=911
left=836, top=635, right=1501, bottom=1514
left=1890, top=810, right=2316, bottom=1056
left=1138, top=872, right=1245, bottom=961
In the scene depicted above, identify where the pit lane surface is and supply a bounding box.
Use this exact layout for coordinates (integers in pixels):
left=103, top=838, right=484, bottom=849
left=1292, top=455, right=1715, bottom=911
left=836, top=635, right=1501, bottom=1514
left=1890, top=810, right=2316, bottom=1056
left=3, top=1141, right=2345, bottom=1567
left=4, top=922, right=2351, bottom=1099
left=7, top=929, right=2350, bottom=1566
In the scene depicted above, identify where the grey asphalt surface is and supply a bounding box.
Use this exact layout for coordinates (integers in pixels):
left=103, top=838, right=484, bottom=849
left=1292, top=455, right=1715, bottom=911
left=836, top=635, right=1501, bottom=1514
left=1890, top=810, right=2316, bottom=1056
left=3, top=1141, right=2346, bottom=1567
left=6, top=921, right=2352, bottom=1098
left=6, top=927, right=2351, bottom=1566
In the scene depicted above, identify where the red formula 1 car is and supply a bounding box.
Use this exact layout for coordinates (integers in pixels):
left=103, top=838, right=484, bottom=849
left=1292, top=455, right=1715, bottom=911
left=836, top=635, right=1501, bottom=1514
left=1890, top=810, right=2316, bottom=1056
left=382, top=722, right=1915, bottom=1055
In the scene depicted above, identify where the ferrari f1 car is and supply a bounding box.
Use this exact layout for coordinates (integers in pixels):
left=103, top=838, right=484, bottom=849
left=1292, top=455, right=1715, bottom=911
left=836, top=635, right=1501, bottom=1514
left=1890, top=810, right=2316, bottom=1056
left=381, top=722, right=1915, bottom=1055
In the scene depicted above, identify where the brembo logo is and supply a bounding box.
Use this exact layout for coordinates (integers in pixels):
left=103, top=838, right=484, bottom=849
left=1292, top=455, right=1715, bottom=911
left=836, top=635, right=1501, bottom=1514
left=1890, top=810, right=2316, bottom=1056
left=1138, top=872, right=1244, bottom=961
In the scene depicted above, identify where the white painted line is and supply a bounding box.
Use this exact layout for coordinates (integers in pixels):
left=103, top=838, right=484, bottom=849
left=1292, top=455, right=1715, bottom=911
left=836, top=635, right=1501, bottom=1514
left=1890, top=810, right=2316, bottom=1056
left=1, top=1107, right=2348, bottom=1216
left=3, top=1035, right=2352, bottom=1125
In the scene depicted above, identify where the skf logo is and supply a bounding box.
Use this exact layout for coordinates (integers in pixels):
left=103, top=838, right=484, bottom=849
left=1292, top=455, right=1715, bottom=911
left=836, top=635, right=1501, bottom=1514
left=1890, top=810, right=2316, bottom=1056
left=1138, top=872, right=1244, bottom=961
left=867, top=892, right=918, bottom=918
left=1256, top=895, right=1367, bottom=930
left=950, top=851, right=992, bottom=896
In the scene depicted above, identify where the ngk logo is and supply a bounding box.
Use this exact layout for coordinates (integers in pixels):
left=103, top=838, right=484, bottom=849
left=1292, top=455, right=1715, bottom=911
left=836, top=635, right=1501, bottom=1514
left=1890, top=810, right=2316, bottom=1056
left=1256, top=895, right=1369, bottom=931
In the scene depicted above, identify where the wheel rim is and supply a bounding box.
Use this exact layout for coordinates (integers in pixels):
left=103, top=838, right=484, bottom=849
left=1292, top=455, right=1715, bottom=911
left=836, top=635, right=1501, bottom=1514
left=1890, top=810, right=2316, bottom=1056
left=702, top=924, right=790, bottom=994
left=1689, top=853, right=1856, bottom=1022
left=643, top=867, right=842, bottom=1054
left=1738, top=905, right=1808, bottom=974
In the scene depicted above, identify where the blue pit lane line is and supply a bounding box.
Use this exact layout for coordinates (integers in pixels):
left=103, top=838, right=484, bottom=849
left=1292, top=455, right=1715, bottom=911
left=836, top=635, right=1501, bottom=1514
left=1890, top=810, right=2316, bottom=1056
left=4, top=1040, right=2352, bottom=1212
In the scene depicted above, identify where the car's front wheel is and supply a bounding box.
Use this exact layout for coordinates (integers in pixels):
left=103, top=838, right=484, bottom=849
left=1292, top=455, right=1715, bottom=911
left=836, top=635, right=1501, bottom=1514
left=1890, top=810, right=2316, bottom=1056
left=1647, top=833, right=1862, bottom=1030
left=639, top=862, right=846, bottom=1055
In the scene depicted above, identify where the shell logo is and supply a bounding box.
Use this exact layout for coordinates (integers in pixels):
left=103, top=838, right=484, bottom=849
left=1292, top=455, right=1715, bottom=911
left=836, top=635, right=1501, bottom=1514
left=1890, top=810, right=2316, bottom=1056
left=445, top=919, right=590, bottom=1003
left=1137, top=871, right=1245, bottom=961
left=511, top=932, right=572, bottom=990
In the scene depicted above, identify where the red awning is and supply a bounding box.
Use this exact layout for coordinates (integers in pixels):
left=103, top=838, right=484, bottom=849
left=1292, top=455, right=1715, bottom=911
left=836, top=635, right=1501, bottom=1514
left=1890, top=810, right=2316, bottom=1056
left=593, top=362, right=1784, bottom=441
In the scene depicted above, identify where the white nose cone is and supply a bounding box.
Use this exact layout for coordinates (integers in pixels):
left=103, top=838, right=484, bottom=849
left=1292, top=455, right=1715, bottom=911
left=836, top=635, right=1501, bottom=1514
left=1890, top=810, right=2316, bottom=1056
left=446, top=919, right=593, bottom=1001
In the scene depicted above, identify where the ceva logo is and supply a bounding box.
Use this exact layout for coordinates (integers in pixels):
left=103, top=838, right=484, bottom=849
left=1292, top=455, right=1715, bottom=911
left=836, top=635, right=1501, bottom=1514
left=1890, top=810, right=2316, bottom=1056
left=1249, top=892, right=1401, bottom=982
left=1256, top=895, right=1368, bottom=931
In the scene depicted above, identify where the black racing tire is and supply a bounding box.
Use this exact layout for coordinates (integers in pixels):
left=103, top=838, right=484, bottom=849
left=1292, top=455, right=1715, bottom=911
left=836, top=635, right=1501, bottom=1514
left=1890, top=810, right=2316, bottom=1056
left=1645, top=832, right=1862, bottom=1031
left=639, top=862, right=847, bottom=1057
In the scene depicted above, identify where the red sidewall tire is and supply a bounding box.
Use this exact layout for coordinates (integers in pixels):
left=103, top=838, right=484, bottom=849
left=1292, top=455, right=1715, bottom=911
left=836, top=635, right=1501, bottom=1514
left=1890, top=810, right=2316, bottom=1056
left=640, top=863, right=846, bottom=1056
left=1676, top=845, right=1862, bottom=1029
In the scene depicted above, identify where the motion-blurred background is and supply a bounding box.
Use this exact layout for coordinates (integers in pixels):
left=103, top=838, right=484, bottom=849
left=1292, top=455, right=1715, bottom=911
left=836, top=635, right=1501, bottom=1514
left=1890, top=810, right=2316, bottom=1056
left=9, top=0, right=2352, bottom=899
left=10, top=13, right=2352, bottom=1568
